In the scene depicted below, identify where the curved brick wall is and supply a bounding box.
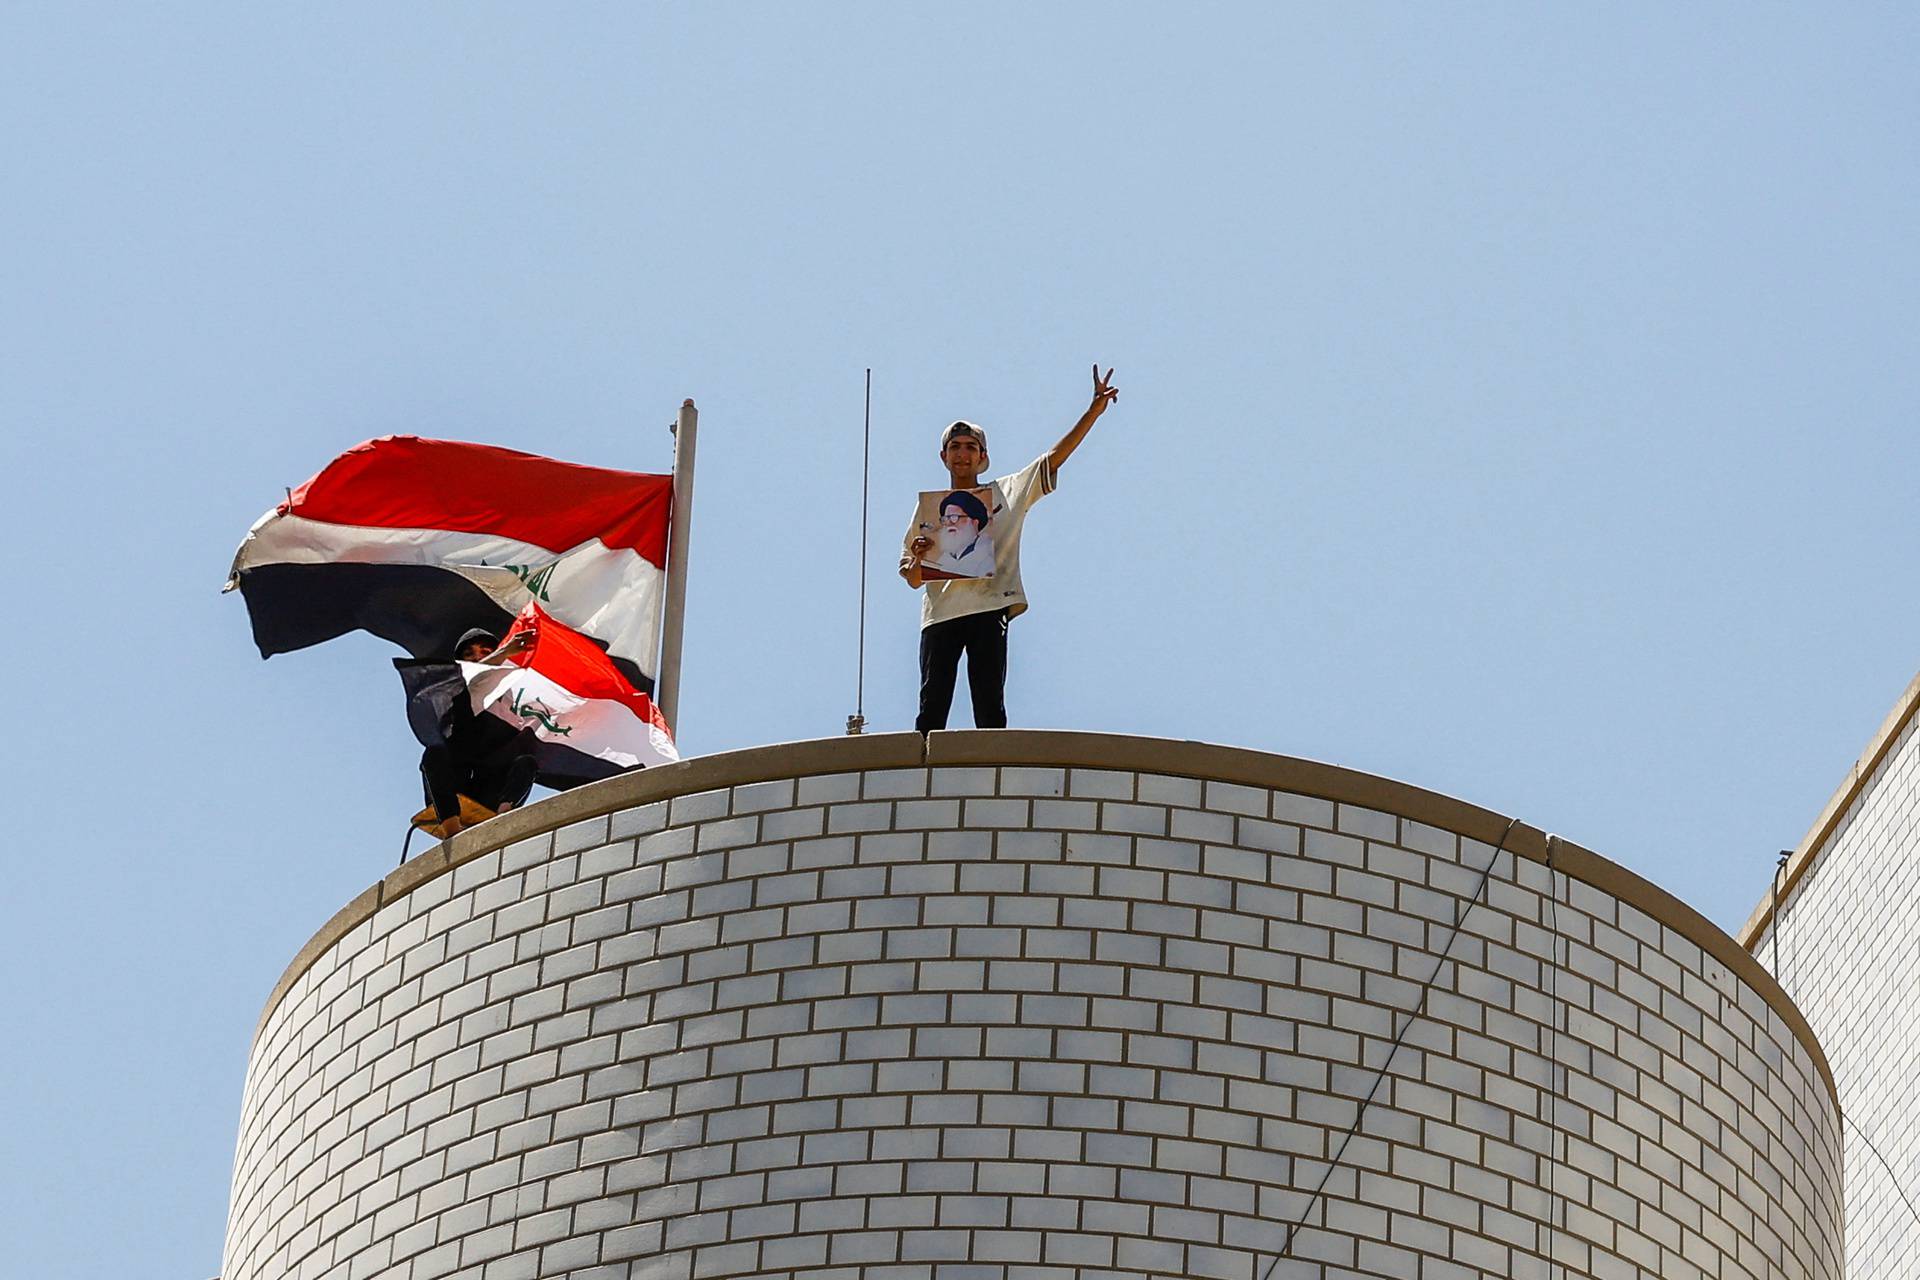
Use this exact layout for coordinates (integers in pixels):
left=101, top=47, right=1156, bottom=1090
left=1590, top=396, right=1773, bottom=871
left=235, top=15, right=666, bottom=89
left=223, top=732, right=1842, bottom=1280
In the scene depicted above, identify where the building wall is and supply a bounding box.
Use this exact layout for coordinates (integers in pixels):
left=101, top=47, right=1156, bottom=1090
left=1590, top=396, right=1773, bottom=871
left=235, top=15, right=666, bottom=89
left=1752, top=693, right=1920, bottom=1279
left=225, top=732, right=1843, bottom=1280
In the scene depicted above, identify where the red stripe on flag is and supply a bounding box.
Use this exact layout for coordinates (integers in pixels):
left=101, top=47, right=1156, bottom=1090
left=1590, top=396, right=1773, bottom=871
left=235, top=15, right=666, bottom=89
left=503, top=603, right=671, bottom=734
left=285, top=436, right=672, bottom=567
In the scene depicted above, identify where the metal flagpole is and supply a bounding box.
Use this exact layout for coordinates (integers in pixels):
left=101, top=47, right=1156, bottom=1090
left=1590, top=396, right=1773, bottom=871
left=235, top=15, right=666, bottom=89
left=656, top=398, right=698, bottom=733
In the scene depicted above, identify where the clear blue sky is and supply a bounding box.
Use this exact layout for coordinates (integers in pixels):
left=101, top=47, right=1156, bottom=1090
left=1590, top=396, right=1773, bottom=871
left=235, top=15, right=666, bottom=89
left=3, top=5, right=1916, bottom=1275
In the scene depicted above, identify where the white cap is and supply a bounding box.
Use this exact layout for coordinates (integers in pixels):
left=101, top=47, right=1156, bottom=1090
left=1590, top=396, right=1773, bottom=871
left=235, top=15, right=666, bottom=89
left=941, top=420, right=988, bottom=451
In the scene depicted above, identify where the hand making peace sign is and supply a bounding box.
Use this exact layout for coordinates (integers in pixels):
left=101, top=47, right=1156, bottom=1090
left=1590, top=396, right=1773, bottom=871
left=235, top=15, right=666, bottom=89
left=1090, top=364, right=1119, bottom=415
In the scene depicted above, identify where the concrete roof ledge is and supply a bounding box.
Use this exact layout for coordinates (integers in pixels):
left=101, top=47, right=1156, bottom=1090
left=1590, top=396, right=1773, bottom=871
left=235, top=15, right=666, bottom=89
left=1738, top=668, right=1920, bottom=951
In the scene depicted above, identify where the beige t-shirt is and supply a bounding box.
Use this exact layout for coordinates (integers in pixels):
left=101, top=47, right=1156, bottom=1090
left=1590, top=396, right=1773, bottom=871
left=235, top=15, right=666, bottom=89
left=908, top=454, right=1057, bottom=629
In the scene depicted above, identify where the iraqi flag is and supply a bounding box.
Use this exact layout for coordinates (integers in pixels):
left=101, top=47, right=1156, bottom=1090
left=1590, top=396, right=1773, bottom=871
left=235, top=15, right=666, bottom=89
left=398, top=603, right=678, bottom=791
left=228, top=436, right=672, bottom=691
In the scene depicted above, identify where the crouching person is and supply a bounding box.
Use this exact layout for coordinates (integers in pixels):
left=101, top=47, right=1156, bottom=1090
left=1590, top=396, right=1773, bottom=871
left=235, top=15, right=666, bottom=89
left=408, top=627, right=537, bottom=837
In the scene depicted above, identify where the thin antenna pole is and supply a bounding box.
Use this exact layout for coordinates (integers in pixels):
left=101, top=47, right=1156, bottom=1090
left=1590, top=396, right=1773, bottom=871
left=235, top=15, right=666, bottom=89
left=657, top=399, right=698, bottom=734
left=847, top=370, right=872, bottom=735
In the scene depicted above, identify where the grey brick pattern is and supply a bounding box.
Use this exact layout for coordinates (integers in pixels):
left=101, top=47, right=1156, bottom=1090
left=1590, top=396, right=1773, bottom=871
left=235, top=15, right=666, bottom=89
left=1760, top=712, right=1920, bottom=1278
left=226, top=760, right=1842, bottom=1280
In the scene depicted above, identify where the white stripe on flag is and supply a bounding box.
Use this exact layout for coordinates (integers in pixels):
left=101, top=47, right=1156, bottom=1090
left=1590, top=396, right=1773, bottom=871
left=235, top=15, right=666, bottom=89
left=236, top=513, right=665, bottom=676
left=463, top=663, right=678, bottom=771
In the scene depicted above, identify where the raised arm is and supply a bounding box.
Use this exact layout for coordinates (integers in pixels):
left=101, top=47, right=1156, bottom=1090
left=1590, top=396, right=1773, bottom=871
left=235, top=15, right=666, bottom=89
left=477, top=632, right=535, bottom=665
left=1047, top=364, right=1119, bottom=473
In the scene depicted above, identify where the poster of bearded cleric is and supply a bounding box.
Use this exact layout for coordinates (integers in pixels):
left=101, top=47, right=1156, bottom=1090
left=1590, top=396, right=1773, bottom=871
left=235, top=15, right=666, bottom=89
left=911, top=486, right=998, bottom=580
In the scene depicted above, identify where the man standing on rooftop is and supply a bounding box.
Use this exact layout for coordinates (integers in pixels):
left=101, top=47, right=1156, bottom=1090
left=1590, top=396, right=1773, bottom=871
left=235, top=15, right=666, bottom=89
left=900, top=364, right=1119, bottom=733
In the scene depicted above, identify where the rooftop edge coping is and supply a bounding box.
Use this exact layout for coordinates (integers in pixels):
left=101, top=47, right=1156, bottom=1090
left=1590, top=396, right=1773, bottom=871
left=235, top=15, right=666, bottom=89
left=252, top=728, right=1838, bottom=1104
left=1737, top=667, right=1920, bottom=955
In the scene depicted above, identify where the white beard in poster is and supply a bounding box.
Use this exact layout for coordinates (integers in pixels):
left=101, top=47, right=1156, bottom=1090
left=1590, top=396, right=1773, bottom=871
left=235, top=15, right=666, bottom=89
left=939, top=520, right=982, bottom=562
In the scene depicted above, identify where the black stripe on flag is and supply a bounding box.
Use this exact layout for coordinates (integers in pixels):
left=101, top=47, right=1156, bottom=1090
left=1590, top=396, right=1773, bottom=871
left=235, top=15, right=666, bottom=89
left=527, top=740, right=636, bottom=791
left=241, top=562, right=653, bottom=692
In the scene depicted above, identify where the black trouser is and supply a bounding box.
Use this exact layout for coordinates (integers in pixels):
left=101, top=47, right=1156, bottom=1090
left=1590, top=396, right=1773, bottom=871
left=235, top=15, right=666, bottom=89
left=421, top=736, right=538, bottom=821
left=917, top=609, right=1009, bottom=733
